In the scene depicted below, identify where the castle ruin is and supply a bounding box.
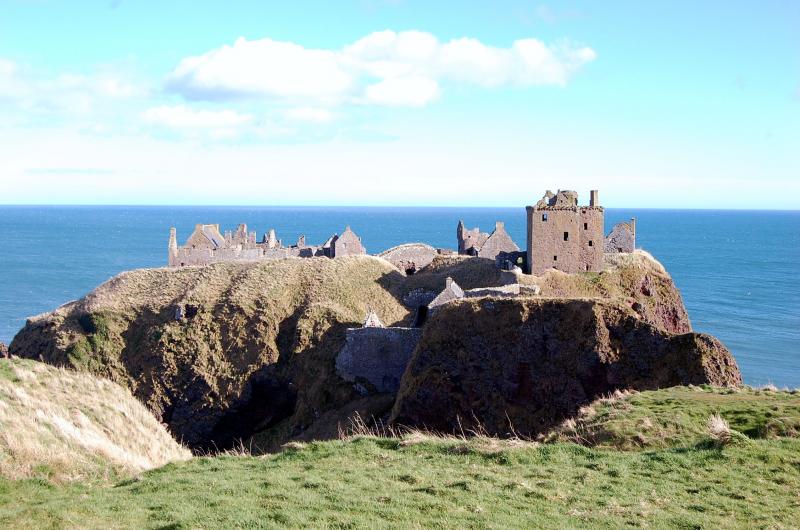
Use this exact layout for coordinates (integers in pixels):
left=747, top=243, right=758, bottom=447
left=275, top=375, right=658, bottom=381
left=168, top=223, right=366, bottom=267
left=456, top=220, right=523, bottom=269
left=525, top=190, right=604, bottom=274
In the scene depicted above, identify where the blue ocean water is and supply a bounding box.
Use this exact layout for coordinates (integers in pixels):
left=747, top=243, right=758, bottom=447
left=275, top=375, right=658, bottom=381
left=0, top=206, right=797, bottom=387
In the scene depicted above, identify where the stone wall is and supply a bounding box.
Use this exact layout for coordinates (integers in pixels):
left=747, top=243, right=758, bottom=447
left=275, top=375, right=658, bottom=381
left=378, top=243, right=437, bottom=274
left=335, top=327, right=423, bottom=393
left=526, top=190, right=604, bottom=274
left=477, top=222, right=520, bottom=261
left=332, top=226, right=366, bottom=257
left=604, top=221, right=636, bottom=253
left=169, top=224, right=362, bottom=267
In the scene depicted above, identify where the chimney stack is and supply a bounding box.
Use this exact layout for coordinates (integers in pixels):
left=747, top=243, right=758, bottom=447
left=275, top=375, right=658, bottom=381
left=590, top=190, right=599, bottom=207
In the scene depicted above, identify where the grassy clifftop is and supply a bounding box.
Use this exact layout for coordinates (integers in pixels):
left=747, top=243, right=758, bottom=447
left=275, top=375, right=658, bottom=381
left=1, top=386, right=798, bottom=528
left=0, top=358, right=189, bottom=483
left=10, top=250, right=707, bottom=451
left=11, top=256, right=410, bottom=450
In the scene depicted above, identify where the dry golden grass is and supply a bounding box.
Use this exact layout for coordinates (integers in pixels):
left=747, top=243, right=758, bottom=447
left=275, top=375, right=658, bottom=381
left=707, top=413, right=732, bottom=447
left=0, top=358, right=190, bottom=482
left=336, top=412, right=538, bottom=456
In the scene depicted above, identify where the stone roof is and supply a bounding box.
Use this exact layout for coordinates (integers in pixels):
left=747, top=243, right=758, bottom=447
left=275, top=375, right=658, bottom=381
left=200, top=225, right=225, bottom=248
left=429, top=277, right=465, bottom=309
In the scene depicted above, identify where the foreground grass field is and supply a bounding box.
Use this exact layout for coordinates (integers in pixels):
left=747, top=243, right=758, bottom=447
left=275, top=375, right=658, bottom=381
left=1, top=386, right=799, bottom=529
left=2, top=437, right=799, bottom=529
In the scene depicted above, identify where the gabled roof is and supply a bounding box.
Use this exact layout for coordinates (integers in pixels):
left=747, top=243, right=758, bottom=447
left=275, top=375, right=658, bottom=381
left=429, top=277, right=465, bottom=309
left=200, top=225, right=225, bottom=248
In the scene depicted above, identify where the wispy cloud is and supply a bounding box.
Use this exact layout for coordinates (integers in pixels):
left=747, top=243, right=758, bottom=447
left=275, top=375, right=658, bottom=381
left=141, top=105, right=254, bottom=138
left=166, top=30, right=596, bottom=107
left=0, top=57, right=141, bottom=115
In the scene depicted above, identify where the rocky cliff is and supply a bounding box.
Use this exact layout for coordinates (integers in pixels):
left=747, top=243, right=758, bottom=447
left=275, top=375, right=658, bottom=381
left=11, top=256, right=410, bottom=450
left=9, top=250, right=736, bottom=450
left=390, top=297, right=740, bottom=437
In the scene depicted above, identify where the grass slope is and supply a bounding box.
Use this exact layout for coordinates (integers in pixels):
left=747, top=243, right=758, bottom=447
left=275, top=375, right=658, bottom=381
left=547, top=385, right=800, bottom=450
left=0, top=359, right=189, bottom=483
left=1, top=386, right=798, bottom=529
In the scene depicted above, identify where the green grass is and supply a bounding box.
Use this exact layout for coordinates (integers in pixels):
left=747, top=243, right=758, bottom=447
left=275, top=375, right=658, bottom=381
left=2, top=385, right=800, bottom=529
left=1, top=436, right=799, bottom=529
left=547, top=386, right=800, bottom=450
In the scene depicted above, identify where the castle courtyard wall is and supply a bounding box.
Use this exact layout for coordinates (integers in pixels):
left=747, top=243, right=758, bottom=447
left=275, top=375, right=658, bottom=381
left=335, top=327, right=423, bottom=393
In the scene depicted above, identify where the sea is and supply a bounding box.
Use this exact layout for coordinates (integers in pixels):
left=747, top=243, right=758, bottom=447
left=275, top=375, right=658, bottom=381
left=0, top=206, right=797, bottom=387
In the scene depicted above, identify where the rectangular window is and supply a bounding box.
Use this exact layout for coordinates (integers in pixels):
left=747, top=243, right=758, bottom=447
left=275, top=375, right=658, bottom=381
left=584, top=223, right=588, bottom=230
left=589, top=240, right=593, bottom=247
left=563, top=232, right=569, bottom=241
left=553, top=255, right=557, bottom=261
left=542, top=213, right=548, bottom=221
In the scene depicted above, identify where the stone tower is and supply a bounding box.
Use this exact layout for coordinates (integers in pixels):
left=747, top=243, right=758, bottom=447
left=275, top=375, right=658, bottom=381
left=168, top=227, right=178, bottom=268
left=525, top=190, right=604, bottom=274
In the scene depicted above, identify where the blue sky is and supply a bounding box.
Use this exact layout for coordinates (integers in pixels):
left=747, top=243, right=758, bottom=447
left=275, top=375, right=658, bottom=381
left=0, top=0, right=798, bottom=208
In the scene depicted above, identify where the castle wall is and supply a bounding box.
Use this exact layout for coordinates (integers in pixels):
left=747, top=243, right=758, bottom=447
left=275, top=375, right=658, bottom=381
left=526, top=191, right=604, bottom=274
left=477, top=222, right=520, bottom=260
left=332, top=228, right=366, bottom=257
left=579, top=208, right=604, bottom=272
left=378, top=243, right=437, bottom=273
left=335, top=327, right=423, bottom=393
left=604, top=221, right=636, bottom=253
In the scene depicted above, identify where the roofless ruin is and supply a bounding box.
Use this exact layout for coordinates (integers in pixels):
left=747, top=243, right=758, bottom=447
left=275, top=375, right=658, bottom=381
left=166, top=190, right=637, bottom=274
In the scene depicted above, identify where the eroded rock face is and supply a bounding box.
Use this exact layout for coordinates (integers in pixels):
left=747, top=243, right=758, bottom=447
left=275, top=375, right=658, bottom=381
left=10, top=257, right=410, bottom=451
left=0, top=342, right=8, bottom=359
left=390, top=298, right=741, bottom=437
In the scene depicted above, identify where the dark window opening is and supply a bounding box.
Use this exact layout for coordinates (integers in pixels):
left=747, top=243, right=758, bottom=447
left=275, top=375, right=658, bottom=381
left=584, top=222, right=588, bottom=230
left=588, top=240, right=593, bottom=247
left=563, top=232, right=569, bottom=241
left=413, top=305, right=429, bottom=328
left=542, top=213, right=548, bottom=221
left=586, top=264, right=590, bottom=271
left=553, top=255, right=557, bottom=261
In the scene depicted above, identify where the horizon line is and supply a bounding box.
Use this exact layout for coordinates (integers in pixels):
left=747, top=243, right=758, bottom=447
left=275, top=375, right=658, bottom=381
left=0, top=203, right=799, bottom=212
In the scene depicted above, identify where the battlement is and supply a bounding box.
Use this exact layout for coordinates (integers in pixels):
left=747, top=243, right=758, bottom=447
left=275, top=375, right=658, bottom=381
left=528, top=189, right=603, bottom=211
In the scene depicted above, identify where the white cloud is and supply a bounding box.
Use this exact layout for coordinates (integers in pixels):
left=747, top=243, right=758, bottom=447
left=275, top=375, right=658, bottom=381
left=167, top=30, right=596, bottom=107
left=168, top=38, right=352, bottom=102
left=142, top=105, right=253, bottom=130
left=364, top=75, right=440, bottom=107
left=283, top=107, right=334, bottom=123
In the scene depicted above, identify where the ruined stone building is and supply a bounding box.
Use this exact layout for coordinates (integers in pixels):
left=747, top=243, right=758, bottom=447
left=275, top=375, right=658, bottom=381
left=457, top=220, right=520, bottom=262
left=524, top=190, right=637, bottom=275
left=526, top=190, right=604, bottom=275
left=604, top=218, right=636, bottom=253
left=168, top=223, right=365, bottom=267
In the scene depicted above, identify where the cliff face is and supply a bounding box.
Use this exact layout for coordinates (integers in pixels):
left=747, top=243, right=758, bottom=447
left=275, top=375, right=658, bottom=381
left=10, top=257, right=410, bottom=451
left=10, top=250, right=729, bottom=450
left=529, top=250, right=692, bottom=334
left=389, top=297, right=740, bottom=437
